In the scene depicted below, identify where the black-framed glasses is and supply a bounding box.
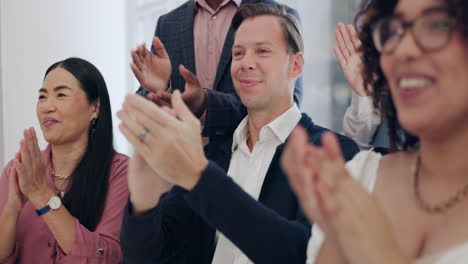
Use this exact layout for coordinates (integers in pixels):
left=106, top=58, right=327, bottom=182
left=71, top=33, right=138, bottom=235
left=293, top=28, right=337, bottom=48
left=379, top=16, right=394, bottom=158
left=372, top=8, right=457, bottom=54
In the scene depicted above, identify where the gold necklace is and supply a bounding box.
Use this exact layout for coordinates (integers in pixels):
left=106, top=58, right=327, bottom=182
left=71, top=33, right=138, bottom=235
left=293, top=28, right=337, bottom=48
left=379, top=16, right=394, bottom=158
left=413, top=153, right=468, bottom=214
left=51, top=168, right=70, bottom=180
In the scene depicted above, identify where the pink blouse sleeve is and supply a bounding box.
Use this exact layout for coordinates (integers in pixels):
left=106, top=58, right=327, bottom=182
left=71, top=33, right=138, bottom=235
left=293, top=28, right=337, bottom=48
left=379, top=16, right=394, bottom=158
left=56, top=154, right=129, bottom=264
left=0, top=161, right=20, bottom=264
left=0, top=161, right=14, bottom=217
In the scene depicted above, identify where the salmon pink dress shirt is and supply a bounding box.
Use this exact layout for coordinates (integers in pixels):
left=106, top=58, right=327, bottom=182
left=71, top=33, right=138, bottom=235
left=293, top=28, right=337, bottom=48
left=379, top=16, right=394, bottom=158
left=193, top=0, right=242, bottom=90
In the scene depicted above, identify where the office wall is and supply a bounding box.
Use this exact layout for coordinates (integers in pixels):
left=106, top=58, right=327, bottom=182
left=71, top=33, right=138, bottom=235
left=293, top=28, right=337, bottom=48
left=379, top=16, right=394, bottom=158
left=0, top=0, right=130, bottom=166
left=0, top=2, right=3, bottom=166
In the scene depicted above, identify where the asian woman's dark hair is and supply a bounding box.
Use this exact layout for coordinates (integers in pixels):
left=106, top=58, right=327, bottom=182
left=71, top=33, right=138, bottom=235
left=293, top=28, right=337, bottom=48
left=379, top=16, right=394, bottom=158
left=45, top=57, right=114, bottom=231
left=355, top=0, right=468, bottom=151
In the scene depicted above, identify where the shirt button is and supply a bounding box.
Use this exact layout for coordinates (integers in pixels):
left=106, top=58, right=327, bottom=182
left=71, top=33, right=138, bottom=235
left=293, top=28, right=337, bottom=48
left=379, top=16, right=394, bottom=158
left=97, top=248, right=104, bottom=256
left=212, top=15, right=217, bottom=20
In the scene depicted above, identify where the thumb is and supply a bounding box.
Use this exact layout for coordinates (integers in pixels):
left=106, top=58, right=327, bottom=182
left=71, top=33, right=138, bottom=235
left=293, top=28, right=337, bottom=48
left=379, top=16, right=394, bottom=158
left=171, top=90, right=196, bottom=122
left=179, top=65, right=200, bottom=89
left=152, top=37, right=169, bottom=59
left=321, top=132, right=345, bottom=164
left=8, top=165, right=20, bottom=194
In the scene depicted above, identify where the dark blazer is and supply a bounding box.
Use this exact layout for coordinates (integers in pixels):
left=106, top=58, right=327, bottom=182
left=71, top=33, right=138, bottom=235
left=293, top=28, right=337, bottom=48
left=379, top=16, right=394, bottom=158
left=136, top=0, right=303, bottom=138
left=120, top=113, right=359, bottom=264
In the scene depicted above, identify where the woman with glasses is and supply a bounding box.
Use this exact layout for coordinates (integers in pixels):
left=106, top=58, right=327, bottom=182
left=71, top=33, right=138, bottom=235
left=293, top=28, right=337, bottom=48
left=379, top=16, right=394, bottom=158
left=281, top=0, right=468, bottom=263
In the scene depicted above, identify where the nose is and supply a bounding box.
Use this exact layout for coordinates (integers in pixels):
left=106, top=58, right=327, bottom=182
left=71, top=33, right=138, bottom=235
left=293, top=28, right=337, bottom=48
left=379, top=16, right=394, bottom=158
left=38, top=98, right=56, bottom=113
left=240, top=51, right=256, bottom=71
left=392, top=30, right=423, bottom=61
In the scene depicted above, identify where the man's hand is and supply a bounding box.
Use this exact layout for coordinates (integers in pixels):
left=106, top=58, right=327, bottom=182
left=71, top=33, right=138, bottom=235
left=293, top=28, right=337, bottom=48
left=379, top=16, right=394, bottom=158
left=127, top=151, right=173, bottom=216
left=179, top=65, right=207, bottom=118
left=131, top=36, right=172, bottom=93
left=118, top=91, right=208, bottom=190
left=146, top=65, right=207, bottom=118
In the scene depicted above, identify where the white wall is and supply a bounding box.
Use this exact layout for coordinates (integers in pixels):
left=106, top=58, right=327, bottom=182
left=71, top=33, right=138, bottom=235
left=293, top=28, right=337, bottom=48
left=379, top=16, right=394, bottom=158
left=0, top=0, right=131, bottom=167
left=0, top=2, right=3, bottom=166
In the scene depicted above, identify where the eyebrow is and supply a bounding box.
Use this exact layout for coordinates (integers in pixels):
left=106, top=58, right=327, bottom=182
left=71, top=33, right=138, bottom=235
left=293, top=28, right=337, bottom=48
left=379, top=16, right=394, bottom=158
left=233, top=41, right=275, bottom=49
left=39, top=85, right=72, bottom=93
left=394, top=5, right=448, bottom=19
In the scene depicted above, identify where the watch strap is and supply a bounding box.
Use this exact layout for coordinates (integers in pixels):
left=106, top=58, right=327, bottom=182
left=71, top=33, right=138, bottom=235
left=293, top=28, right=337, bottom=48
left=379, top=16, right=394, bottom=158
left=36, top=205, right=52, bottom=216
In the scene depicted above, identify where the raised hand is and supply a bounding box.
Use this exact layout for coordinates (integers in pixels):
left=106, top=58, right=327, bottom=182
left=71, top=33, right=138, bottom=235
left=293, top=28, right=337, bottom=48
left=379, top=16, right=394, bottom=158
left=145, top=65, right=207, bottom=118
left=118, top=91, right=208, bottom=190
left=13, top=128, right=51, bottom=204
left=282, top=128, right=342, bottom=233
left=334, top=23, right=371, bottom=97
left=5, top=160, right=26, bottom=215
left=284, top=131, right=405, bottom=264
left=147, top=91, right=171, bottom=108
left=131, top=37, right=172, bottom=93
left=179, top=65, right=207, bottom=118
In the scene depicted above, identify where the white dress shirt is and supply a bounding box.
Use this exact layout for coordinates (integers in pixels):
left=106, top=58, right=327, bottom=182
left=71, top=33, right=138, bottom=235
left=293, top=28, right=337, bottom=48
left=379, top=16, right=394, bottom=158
left=342, top=91, right=381, bottom=150
left=211, top=104, right=302, bottom=264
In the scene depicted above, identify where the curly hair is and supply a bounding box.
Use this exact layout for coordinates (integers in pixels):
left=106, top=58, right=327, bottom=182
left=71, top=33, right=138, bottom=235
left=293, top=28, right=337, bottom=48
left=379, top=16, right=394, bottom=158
left=355, top=0, right=468, bottom=151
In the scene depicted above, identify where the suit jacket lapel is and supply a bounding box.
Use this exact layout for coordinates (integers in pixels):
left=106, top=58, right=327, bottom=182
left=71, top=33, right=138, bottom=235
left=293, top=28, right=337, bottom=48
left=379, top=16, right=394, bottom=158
left=213, top=25, right=234, bottom=90
left=180, top=1, right=197, bottom=75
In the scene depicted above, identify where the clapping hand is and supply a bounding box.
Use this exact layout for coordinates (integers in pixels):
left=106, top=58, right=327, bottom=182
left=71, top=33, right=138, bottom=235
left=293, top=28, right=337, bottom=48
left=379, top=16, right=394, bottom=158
left=131, top=37, right=172, bottom=94
left=334, top=23, right=372, bottom=97
left=145, top=65, right=207, bottom=118
left=14, top=128, right=53, bottom=207
left=5, top=153, right=26, bottom=216
left=282, top=129, right=405, bottom=264
left=118, top=90, right=208, bottom=191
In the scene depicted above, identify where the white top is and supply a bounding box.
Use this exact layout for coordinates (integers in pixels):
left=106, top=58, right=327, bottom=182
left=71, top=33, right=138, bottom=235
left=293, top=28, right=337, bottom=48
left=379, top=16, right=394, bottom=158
left=212, top=104, right=302, bottom=264
left=306, top=150, right=468, bottom=264
left=342, top=91, right=381, bottom=150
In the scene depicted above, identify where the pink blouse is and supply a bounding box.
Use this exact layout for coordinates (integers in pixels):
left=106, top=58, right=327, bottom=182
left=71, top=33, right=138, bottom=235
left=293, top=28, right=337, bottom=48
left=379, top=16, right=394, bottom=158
left=0, top=146, right=129, bottom=264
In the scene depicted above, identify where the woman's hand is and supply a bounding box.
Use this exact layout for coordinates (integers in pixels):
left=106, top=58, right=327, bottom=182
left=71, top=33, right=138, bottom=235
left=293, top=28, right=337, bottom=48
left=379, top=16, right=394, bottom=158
left=283, top=131, right=407, bottom=264
left=281, top=126, right=328, bottom=228
left=4, top=160, right=26, bottom=216
left=334, top=23, right=372, bottom=97
left=13, top=128, right=51, bottom=205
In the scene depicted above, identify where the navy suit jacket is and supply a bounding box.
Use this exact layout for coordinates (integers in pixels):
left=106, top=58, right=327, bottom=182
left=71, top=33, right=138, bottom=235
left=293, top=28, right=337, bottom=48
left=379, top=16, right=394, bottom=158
left=136, top=0, right=303, bottom=138
left=120, top=113, right=359, bottom=264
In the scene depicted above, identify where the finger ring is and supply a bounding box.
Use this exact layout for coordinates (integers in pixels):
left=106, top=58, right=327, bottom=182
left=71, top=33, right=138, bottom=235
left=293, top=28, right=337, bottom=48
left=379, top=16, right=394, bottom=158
left=138, top=127, right=149, bottom=142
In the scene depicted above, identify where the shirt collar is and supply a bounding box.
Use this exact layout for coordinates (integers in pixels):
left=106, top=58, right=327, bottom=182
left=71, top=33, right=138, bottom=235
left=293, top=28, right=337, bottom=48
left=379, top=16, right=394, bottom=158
left=194, top=0, right=242, bottom=11
left=231, top=115, right=250, bottom=152
left=263, top=104, right=302, bottom=143
left=231, top=104, right=302, bottom=152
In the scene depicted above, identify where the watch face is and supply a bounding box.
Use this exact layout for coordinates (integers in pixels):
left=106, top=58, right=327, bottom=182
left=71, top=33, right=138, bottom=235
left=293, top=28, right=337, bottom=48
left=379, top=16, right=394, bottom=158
left=49, top=196, right=62, bottom=210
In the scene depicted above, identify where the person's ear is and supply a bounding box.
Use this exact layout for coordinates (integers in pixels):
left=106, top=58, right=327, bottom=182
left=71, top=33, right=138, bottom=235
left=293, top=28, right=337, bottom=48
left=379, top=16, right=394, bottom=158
left=289, top=52, right=304, bottom=79
left=91, top=99, right=100, bottom=119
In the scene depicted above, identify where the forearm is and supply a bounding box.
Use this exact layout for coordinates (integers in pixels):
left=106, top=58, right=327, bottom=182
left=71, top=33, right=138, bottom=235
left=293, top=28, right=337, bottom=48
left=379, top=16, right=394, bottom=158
left=129, top=184, right=171, bottom=216
left=0, top=206, right=19, bottom=261
left=185, top=162, right=310, bottom=264
left=342, top=91, right=381, bottom=150
left=30, top=190, right=76, bottom=254
left=121, top=188, right=200, bottom=263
